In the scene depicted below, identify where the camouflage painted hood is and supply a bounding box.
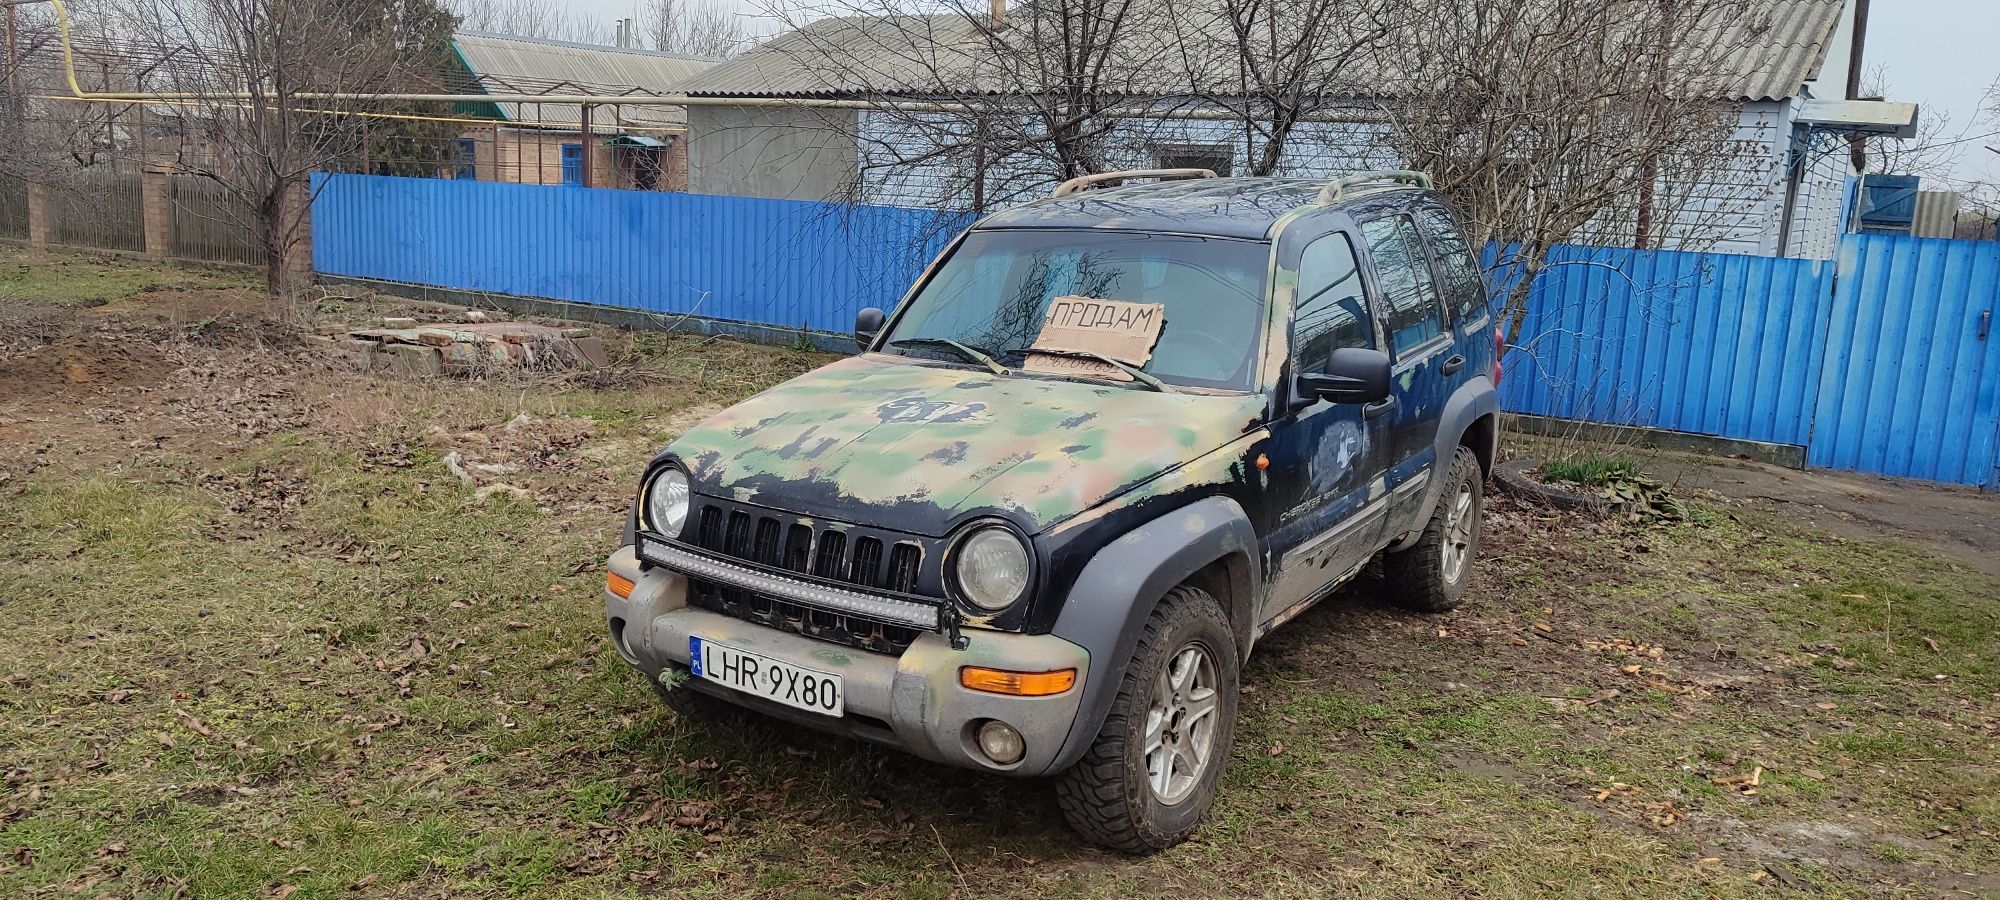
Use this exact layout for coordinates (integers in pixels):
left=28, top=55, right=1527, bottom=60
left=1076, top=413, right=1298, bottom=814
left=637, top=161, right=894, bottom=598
left=671, top=355, right=1265, bottom=536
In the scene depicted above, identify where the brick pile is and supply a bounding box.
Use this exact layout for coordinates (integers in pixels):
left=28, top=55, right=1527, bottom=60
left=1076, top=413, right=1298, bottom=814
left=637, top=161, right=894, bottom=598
left=305, top=316, right=610, bottom=376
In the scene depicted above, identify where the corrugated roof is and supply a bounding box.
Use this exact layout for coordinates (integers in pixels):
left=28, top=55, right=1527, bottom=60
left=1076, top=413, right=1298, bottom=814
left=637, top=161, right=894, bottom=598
left=668, top=15, right=987, bottom=99
left=451, top=31, right=719, bottom=131
left=674, top=0, right=1844, bottom=104
left=1714, top=0, right=1846, bottom=102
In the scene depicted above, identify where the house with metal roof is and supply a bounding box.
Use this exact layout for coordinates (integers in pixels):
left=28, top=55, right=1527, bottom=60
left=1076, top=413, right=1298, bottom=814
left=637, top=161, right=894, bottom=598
left=445, top=31, right=719, bottom=191
left=673, top=0, right=1903, bottom=258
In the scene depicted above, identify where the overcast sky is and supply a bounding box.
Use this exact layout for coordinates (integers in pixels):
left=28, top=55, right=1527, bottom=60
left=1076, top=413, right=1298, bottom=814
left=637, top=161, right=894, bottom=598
left=1864, top=0, right=2000, bottom=188
left=560, top=0, right=2000, bottom=189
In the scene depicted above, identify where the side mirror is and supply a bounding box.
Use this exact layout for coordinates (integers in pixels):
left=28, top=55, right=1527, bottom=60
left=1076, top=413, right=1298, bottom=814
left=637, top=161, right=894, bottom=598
left=855, top=307, right=886, bottom=350
left=1296, top=347, right=1392, bottom=406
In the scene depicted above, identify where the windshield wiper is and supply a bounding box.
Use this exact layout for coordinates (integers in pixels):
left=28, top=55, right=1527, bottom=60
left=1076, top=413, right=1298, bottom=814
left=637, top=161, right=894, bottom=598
left=1008, top=348, right=1177, bottom=393
left=888, top=338, right=1009, bottom=376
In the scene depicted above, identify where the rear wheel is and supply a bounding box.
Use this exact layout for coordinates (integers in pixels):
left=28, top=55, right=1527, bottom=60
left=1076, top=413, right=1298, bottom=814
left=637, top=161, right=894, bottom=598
left=1382, top=446, right=1484, bottom=613
left=1055, top=585, right=1239, bottom=853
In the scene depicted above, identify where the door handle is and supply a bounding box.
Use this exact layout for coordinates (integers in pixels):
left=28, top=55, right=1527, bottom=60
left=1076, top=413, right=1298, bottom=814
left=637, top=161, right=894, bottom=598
left=1981, top=310, right=1992, bottom=342
left=1363, top=397, right=1397, bottom=420
left=1440, top=354, right=1467, bottom=375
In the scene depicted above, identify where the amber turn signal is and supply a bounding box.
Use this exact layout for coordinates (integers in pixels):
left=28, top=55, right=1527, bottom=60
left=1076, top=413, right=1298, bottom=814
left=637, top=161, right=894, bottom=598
left=959, top=666, right=1076, bottom=696
left=607, top=571, right=636, bottom=599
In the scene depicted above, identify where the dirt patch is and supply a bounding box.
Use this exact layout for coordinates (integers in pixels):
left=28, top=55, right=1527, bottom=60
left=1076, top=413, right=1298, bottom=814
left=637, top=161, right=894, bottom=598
left=1636, top=451, right=2000, bottom=577
left=96, top=287, right=270, bottom=324
left=0, top=337, right=168, bottom=400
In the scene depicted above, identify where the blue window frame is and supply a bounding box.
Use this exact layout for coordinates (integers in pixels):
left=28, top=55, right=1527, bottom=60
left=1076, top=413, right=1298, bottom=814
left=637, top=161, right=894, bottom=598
left=454, top=138, right=477, bottom=180
left=560, top=143, right=583, bottom=186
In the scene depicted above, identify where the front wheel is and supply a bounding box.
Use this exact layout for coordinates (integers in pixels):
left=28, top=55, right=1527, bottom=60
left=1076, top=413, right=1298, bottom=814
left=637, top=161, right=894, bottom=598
left=1055, top=585, right=1239, bottom=853
left=1382, top=445, right=1484, bottom=612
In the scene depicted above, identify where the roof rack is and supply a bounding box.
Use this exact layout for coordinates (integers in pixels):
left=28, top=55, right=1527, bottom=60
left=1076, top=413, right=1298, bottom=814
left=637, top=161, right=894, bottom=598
left=1051, top=168, right=1218, bottom=198
left=1317, top=170, right=1433, bottom=205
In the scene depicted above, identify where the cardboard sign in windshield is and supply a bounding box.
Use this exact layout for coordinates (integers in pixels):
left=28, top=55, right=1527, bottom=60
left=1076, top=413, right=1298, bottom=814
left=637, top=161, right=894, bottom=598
left=1023, top=296, right=1166, bottom=381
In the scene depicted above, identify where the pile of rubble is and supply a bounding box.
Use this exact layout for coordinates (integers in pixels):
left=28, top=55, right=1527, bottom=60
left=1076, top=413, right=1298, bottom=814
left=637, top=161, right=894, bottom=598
left=305, top=313, right=610, bottom=376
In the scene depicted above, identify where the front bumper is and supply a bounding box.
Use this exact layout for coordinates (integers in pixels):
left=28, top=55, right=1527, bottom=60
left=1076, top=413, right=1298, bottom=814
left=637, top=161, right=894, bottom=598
left=603, top=545, right=1090, bottom=776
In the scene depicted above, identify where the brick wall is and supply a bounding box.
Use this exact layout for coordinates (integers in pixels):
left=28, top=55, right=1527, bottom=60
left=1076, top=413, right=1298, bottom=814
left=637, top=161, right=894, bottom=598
left=142, top=166, right=171, bottom=257
left=458, top=126, right=687, bottom=191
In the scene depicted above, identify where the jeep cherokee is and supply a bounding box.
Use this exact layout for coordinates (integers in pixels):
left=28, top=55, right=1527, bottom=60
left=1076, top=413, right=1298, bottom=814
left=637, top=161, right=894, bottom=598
left=603, top=169, right=1501, bottom=852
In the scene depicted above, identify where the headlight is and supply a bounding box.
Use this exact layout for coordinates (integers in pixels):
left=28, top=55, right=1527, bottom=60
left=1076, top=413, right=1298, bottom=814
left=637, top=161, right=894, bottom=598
left=644, top=467, right=690, bottom=536
left=954, top=526, right=1030, bottom=611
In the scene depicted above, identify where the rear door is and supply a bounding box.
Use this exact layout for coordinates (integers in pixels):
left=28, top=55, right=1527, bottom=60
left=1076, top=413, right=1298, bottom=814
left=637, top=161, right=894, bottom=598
left=1413, top=201, right=1493, bottom=368
left=1357, top=214, right=1454, bottom=535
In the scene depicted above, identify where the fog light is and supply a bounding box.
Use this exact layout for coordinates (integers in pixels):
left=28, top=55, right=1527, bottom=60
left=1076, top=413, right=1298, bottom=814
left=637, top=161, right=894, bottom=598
left=976, top=720, right=1025, bottom=765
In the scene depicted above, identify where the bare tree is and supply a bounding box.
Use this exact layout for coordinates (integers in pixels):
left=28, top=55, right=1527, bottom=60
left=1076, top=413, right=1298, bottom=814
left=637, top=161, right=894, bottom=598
left=447, top=0, right=605, bottom=43
left=644, top=0, right=747, bottom=58
left=0, top=2, right=151, bottom=183
left=1374, top=0, right=1747, bottom=342
left=761, top=0, right=1190, bottom=209
left=1855, top=66, right=1961, bottom=179
left=111, top=0, right=458, bottom=294
left=1160, top=0, right=1398, bottom=176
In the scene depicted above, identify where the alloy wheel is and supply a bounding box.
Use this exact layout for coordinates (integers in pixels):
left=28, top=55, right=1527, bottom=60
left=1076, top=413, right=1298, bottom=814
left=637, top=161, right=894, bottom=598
left=1441, top=484, right=1476, bottom=584
left=1143, top=641, right=1220, bottom=805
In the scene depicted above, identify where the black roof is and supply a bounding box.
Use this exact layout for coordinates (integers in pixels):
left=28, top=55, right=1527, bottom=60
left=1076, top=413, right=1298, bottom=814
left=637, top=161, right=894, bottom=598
left=974, top=176, right=1423, bottom=240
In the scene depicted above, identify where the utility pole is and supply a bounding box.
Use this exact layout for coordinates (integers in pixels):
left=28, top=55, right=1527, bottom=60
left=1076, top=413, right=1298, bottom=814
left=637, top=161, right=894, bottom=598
left=580, top=103, right=593, bottom=188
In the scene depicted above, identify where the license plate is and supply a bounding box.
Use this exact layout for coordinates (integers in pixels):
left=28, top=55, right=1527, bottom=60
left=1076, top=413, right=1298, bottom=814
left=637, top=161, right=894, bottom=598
left=688, top=636, right=844, bottom=716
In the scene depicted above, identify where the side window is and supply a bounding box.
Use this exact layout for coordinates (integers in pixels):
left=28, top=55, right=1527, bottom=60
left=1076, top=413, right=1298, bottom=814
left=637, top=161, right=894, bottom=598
left=1293, top=233, right=1373, bottom=373
left=560, top=144, right=584, bottom=186
left=454, top=138, right=477, bottom=180
left=1414, top=206, right=1487, bottom=324
left=1360, top=216, right=1447, bottom=358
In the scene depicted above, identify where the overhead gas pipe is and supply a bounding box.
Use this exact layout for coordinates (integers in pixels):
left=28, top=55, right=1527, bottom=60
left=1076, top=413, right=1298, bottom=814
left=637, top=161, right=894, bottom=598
left=29, top=0, right=1386, bottom=122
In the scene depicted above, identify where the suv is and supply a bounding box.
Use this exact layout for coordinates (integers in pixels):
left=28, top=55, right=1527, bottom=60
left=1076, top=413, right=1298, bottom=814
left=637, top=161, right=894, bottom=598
left=604, top=169, right=1500, bottom=852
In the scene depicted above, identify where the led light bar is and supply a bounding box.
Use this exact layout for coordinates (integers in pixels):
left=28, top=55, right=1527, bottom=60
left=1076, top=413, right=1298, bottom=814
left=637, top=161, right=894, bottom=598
left=637, top=536, right=945, bottom=633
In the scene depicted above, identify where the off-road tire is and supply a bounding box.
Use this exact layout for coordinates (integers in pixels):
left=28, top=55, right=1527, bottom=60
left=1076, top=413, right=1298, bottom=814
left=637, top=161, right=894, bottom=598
left=1055, top=584, right=1239, bottom=853
left=1382, top=446, right=1484, bottom=613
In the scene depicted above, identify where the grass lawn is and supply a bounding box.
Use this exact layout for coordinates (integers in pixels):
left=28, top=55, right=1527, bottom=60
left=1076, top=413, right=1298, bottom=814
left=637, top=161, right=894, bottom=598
left=2, top=249, right=1996, bottom=898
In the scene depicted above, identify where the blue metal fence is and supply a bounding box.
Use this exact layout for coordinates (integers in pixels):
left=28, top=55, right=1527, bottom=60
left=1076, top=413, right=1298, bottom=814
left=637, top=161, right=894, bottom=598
left=1495, top=235, right=2000, bottom=489
left=310, top=175, right=2000, bottom=489
left=310, top=174, right=969, bottom=334
left=1808, top=235, right=2000, bottom=488
left=1492, top=243, right=1837, bottom=449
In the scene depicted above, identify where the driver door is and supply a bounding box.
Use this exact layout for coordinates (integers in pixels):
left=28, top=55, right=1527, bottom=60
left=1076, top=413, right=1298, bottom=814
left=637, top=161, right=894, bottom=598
left=1259, top=231, right=1394, bottom=624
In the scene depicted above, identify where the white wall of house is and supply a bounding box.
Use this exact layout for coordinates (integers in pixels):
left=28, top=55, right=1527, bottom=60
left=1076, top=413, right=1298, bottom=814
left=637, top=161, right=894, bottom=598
left=849, top=103, right=1844, bottom=259
left=686, top=105, right=861, bottom=201
left=1812, top=1, right=1859, bottom=103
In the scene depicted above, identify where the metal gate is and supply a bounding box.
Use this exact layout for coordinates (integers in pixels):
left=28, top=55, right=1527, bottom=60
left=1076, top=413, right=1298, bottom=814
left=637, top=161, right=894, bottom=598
left=1808, top=234, right=2000, bottom=490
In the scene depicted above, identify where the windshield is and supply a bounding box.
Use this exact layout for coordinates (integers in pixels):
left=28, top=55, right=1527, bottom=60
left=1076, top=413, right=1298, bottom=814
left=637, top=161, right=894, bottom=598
left=880, top=230, right=1270, bottom=390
